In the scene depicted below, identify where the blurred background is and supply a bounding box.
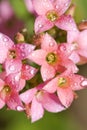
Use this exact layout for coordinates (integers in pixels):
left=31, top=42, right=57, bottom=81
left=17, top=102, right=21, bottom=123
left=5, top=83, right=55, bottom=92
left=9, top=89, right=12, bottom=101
left=0, top=0, right=87, bottom=130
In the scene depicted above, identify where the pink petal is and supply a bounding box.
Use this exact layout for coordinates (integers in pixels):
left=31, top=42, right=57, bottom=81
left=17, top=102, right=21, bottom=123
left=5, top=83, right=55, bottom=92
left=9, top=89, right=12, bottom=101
left=41, top=33, right=58, bottom=51
left=16, top=43, right=36, bottom=59
left=67, top=30, right=79, bottom=43
left=57, top=87, right=74, bottom=108
left=31, top=97, right=44, bottom=122
left=69, top=51, right=80, bottom=64
left=70, top=74, right=87, bottom=90
left=0, top=33, right=13, bottom=63
left=4, top=59, right=22, bottom=75
left=20, top=88, right=37, bottom=104
left=55, top=15, right=78, bottom=31
left=62, top=59, right=79, bottom=73
left=21, top=64, right=38, bottom=80
left=6, top=91, right=24, bottom=111
left=19, top=79, right=26, bottom=91
left=0, top=33, right=14, bottom=49
left=0, top=47, right=8, bottom=63
left=28, top=49, right=47, bottom=65
left=34, top=16, right=54, bottom=34
left=40, top=92, right=65, bottom=112
left=43, top=77, right=58, bottom=93
left=0, top=98, right=5, bottom=109
left=0, top=79, right=5, bottom=91
left=5, top=72, right=24, bottom=92
left=32, top=0, right=53, bottom=15
left=77, top=30, right=87, bottom=50
left=76, top=30, right=87, bottom=58
left=52, top=0, right=71, bottom=15
left=41, top=63, right=55, bottom=81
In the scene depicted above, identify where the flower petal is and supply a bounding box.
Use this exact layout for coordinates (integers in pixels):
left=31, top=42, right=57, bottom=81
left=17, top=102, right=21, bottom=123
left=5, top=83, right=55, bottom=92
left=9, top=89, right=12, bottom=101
left=0, top=98, right=5, bottom=109
left=21, top=64, right=38, bottom=80
left=16, top=43, right=36, bottom=60
left=28, top=49, right=47, bottom=65
left=34, top=16, right=54, bottom=34
left=20, top=88, right=37, bottom=104
left=41, top=63, right=55, bottom=81
left=57, top=87, right=74, bottom=108
left=32, top=0, right=53, bottom=15
left=41, top=33, right=58, bottom=51
left=40, top=92, right=65, bottom=112
left=43, top=77, right=58, bottom=93
left=6, top=91, right=24, bottom=111
left=31, top=97, right=44, bottom=122
left=52, top=0, right=71, bottom=15
left=55, top=15, right=78, bottom=31
left=4, top=59, right=22, bottom=75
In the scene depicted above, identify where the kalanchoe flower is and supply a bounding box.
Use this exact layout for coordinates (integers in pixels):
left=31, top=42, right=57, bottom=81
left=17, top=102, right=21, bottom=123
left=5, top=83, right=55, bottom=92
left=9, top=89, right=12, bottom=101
left=0, top=33, right=36, bottom=76
left=43, top=70, right=87, bottom=108
left=28, top=33, right=78, bottom=81
left=0, top=76, right=24, bottom=110
left=32, top=0, right=77, bottom=33
left=67, top=22, right=87, bottom=64
left=20, top=82, right=65, bottom=122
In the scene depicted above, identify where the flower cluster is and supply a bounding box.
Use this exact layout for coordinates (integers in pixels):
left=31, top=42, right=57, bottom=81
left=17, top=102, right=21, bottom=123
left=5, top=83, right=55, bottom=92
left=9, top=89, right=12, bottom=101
left=0, top=0, right=87, bottom=123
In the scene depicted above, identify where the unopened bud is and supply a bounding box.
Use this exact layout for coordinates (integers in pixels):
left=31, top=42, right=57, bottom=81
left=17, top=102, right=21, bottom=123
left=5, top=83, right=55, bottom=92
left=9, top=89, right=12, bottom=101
left=15, top=32, right=25, bottom=43
left=66, top=3, right=76, bottom=17
left=78, top=20, right=87, bottom=31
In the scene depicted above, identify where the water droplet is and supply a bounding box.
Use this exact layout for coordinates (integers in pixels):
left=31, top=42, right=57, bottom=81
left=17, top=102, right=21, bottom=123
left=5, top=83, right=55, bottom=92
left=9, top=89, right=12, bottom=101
left=9, top=65, right=15, bottom=71
left=59, top=45, right=66, bottom=51
left=38, top=24, right=42, bottom=28
left=55, top=5, right=59, bottom=9
left=49, top=42, right=54, bottom=47
left=65, top=3, right=68, bottom=7
left=16, top=106, right=24, bottom=111
left=73, top=28, right=77, bottom=31
left=81, top=80, right=87, bottom=86
left=3, top=37, right=9, bottom=42
left=25, top=65, right=29, bottom=69
left=30, top=69, right=35, bottom=75
left=21, top=53, right=25, bottom=57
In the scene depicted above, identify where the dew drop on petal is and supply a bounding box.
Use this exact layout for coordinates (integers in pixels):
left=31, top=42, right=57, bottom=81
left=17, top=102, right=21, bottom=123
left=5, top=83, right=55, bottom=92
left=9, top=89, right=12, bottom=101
left=81, top=80, right=87, bottom=87
left=9, top=65, right=15, bottom=71
left=55, top=5, right=59, bottom=9
left=49, top=42, right=54, bottom=47
left=59, top=45, right=66, bottom=51
left=38, top=24, right=42, bottom=28
left=16, top=106, right=24, bottom=111
left=3, top=37, right=9, bottom=42
left=30, top=69, right=35, bottom=75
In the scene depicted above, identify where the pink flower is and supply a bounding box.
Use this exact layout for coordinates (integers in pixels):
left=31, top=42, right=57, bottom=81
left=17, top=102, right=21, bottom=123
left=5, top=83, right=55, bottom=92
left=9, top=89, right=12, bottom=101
left=20, top=83, right=65, bottom=122
left=43, top=70, right=87, bottom=107
left=0, top=33, right=36, bottom=76
left=33, top=0, right=77, bottom=33
left=67, top=25, right=87, bottom=64
left=0, top=77, right=24, bottom=110
left=28, top=33, right=78, bottom=81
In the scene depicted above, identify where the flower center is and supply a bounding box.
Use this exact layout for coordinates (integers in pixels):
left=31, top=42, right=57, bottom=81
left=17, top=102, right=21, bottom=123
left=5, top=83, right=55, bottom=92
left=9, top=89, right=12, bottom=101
left=1, top=85, right=11, bottom=100
left=9, top=50, right=16, bottom=59
left=46, top=52, right=57, bottom=64
left=3, top=85, right=11, bottom=93
left=46, top=10, right=58, bottom=22
left=58, top=77, right=68, bottom=88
